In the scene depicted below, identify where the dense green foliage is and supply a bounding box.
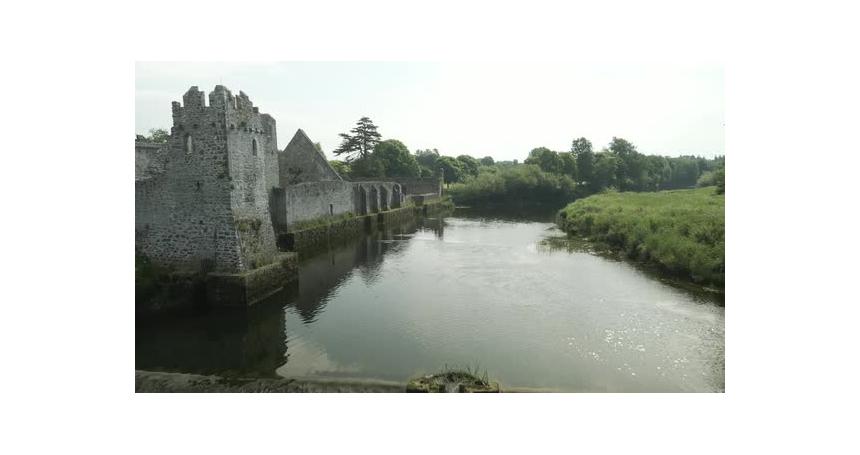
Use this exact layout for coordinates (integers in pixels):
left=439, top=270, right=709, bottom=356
left=456, top=155, right=480, bottom=178
left=329, top=160, right=351, bottom=177
left=371, top=140, right=420, bottom=177
left=447, top=165, right=576, bottom=206
left=333, top=116, right=382, bottom=161
left=436, top=156, right=465, bottom=184
left=137, top=128, right=169, bottom=143
left=443, top=135, right=723, bottom=206
left=557, top=187, right=724, bottom=286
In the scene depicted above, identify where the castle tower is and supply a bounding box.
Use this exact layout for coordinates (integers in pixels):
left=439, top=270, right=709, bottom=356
left=136, top=86, right=281, bottom=273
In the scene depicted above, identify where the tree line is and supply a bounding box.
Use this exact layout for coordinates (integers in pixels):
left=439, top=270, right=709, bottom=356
left=523, top=137, right=724, bottom=193
left=328, top=117, right=723, bottom=196
left=142, top=118, right=724, bottom=198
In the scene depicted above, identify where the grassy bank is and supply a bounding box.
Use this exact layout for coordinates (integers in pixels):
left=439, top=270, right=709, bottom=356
left=557, top=187, right=724, bottom=287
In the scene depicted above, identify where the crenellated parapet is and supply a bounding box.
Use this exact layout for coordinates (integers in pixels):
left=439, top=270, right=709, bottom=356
left=138, top=85, right=282, bottom=276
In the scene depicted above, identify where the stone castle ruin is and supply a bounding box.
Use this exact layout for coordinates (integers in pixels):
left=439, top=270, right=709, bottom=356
left=136, top=85, right=441, bottom=294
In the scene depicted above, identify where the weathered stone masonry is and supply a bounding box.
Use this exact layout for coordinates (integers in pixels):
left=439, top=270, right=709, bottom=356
left=136, top=85, right=442, bottom=306
left=136, top=86, right=279, bottom=274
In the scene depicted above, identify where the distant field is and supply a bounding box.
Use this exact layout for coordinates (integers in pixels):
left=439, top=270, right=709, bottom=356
left=557, top=187, right=724, bottom=287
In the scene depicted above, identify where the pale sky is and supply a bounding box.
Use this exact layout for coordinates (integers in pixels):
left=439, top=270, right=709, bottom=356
left=136, top=62, right=724, bottom=161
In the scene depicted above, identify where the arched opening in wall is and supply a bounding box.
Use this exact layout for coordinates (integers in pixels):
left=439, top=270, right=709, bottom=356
left=392, top=184, right=402, bottom=208
left=329, top=204, right=334, bottom=216
left=356, top=186, right=368, bottom=215
left=369, top=186, right=379, bottom=213
left=185, top=134, right=193, bottom=155
left=380, top=186, right=389, bottom=211
left=252, top=139, right=258, bottom=156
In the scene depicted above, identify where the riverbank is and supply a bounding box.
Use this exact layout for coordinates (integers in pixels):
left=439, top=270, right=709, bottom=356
left=557, top=187, right=724, bottom=287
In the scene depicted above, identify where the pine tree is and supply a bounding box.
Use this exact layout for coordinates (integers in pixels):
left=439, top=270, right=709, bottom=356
left=333, top=117, right=382, bottom=162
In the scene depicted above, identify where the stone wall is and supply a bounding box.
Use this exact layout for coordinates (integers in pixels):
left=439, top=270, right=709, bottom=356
left=135, top=85, right=280, bottom=273
left=352, top=181, right=401, bottom=215
left=349, top=176, right=441, bottom=196
left=282, top=181, right=356, bottom=228
left=394, top=177, right=442, bottom=196
left=135, top=141, right=166, bottom=180
left=135, top=85, right=409, bottom=278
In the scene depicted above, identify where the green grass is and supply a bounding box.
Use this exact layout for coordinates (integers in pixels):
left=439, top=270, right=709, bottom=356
left=557, top=187, right=724, bottom=287
left=288, top=212, right=356, bottom=232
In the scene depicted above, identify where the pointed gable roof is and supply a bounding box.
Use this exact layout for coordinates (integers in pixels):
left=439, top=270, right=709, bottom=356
left=281, top=129, right=343, bottom=182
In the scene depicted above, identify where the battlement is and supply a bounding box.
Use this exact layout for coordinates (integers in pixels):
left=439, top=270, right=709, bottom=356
left=171, top=85, right=267, bottom=117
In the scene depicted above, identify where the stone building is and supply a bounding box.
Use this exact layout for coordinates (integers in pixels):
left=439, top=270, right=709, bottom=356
left=136, top=85, right=441, bottom=278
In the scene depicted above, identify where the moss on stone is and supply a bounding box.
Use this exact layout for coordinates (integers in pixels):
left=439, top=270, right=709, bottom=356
left=406, top=367, right=500, bottom=393
left=288, top=212, right=356, bottom=232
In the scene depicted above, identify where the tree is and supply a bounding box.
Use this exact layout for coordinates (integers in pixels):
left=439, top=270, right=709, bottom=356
left=571, top=137, right=594, bottom=185
left=415, top=149, right=440, bottom=176
left=609, top=137, right=641, bottom=191
left=591, top=152, right=620, bottom=192
left=714, top=167, right=725, bottom=194
left=456, top=155, right=480, bottom=178
left=697, top=170, right=717, bottom=187
left=525, top=147, right=563, bottom=174
left=372, top=140, right=420, bottom=177
left=350, top=156, right=386, bottom=178
left=479, top=156, right=495, bottom=166
left=558, top=152, right=578, bottom=181
left=333, top=117, right=382, bottom=162
left=329, top=160, right=351, bottom=178
left=144, top=128, right=169, bottom=143
left=436, top=156, right=464, bottom=184
left=667, top=156, right=700, bottom=189
left=644, top=155, right=672, bottom=191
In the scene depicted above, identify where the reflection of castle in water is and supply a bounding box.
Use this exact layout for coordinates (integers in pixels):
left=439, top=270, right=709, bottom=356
left=290, top=217, right=446, bottom=323
left=135, top=216, right=449, bottom=377
left=135, top=289, right=291, bottom=377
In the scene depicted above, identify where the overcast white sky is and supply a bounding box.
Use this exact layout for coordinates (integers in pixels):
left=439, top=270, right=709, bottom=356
left=136, top=62, right=723, bottom=161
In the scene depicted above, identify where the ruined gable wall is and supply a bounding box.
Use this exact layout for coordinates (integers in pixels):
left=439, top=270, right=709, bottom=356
left=279, top=129, right=343, bottom=185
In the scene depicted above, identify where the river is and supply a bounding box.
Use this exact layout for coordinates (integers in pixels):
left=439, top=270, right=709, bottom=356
left=136, top=208, right=725, bottom=392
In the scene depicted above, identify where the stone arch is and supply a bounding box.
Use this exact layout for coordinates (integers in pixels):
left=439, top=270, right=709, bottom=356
left=379, top=185, right=389, bottom=211
left=252, top=138, right=258, bottom=156
left=356, top=186, right=368, bottom=215
left=369, top=186, right=379, bottom=213
left=392, top=184, right=402, bottom=208
left=184, top=134, right=193, bottom=155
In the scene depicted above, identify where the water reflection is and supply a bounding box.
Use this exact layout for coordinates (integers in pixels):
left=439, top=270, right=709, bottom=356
left=137, top=209, right=725, bottom=392
left=292, top=219, right=439, bottom=323
left=136, top=287, right=293, bottom=377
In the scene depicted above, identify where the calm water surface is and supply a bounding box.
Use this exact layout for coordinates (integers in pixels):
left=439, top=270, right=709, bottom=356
left=137, top=209, right=725, bottom=392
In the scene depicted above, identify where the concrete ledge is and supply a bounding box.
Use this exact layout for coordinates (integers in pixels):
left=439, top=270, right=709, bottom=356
left=206, top=253, right=298, bottom=306
left=135, top=370, right=404, bottom=393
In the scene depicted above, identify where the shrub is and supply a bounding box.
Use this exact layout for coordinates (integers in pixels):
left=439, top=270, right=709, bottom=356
left=448, top=164, right=576, bottom=206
